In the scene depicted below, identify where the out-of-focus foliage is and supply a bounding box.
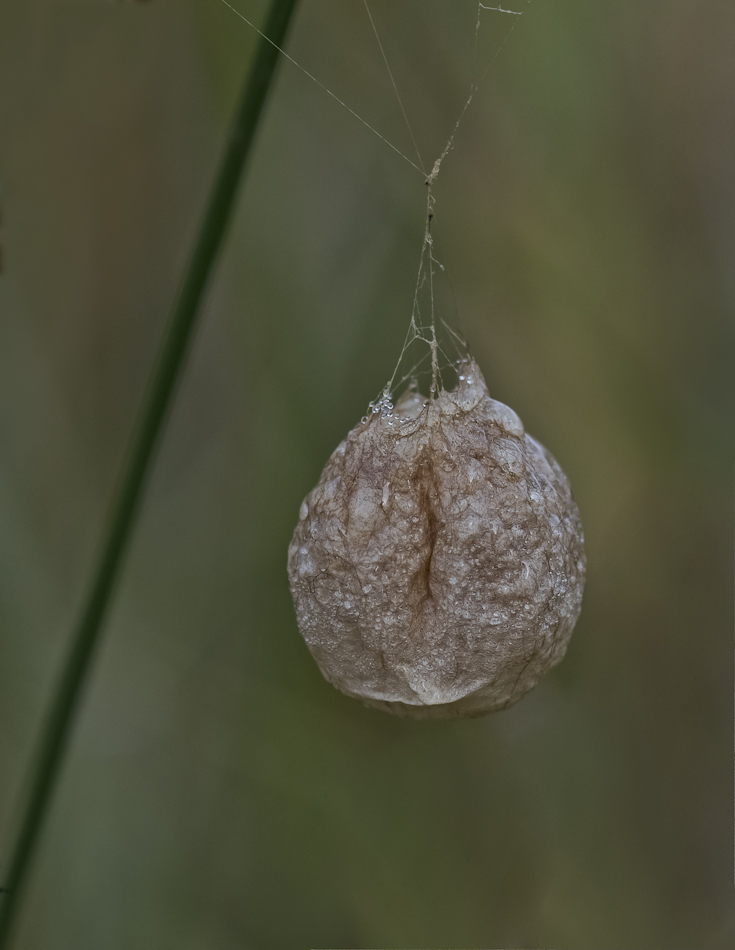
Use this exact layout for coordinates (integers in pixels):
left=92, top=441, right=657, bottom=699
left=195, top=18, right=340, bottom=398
left=0, top=1, right=732, bottom=947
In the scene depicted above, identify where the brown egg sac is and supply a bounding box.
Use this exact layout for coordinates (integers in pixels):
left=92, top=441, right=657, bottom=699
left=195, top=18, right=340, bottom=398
left=288, top=359, right=586, bottom=718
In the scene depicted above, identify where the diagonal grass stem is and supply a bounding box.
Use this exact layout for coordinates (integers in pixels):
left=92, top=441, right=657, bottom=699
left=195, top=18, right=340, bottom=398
left=0, top=0, right=301, bottom=943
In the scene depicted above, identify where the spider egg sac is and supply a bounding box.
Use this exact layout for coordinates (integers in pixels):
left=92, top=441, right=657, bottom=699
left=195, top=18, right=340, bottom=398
left=288, top=359, right=585, bottom=718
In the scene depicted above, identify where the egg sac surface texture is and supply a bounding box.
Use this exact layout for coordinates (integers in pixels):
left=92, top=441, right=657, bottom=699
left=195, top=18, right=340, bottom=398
left=288, top=360, right=585, bottom=718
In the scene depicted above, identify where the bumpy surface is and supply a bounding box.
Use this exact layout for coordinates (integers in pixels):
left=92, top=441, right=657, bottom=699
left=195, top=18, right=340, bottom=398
left=288, top=360, right=585, bottom=718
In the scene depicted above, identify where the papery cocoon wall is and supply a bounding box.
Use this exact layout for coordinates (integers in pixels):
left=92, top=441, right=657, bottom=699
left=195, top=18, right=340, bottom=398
left=288, top=359, right=585, bottom=718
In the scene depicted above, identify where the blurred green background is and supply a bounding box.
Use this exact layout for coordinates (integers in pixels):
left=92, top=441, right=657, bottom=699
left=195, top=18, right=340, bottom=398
left=0, top=1, right=733, bottom=947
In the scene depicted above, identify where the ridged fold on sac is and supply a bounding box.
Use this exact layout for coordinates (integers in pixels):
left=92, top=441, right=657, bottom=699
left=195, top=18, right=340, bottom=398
left=288, top=359, right=586, bottom=718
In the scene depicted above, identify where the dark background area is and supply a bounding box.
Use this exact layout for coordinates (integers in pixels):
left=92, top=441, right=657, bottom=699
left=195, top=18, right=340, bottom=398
left=0, top=1, right=733, bottom=947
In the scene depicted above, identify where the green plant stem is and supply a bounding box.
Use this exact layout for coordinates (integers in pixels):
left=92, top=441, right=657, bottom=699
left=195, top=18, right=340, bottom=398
left=0, top=0, right=301, bottom=943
